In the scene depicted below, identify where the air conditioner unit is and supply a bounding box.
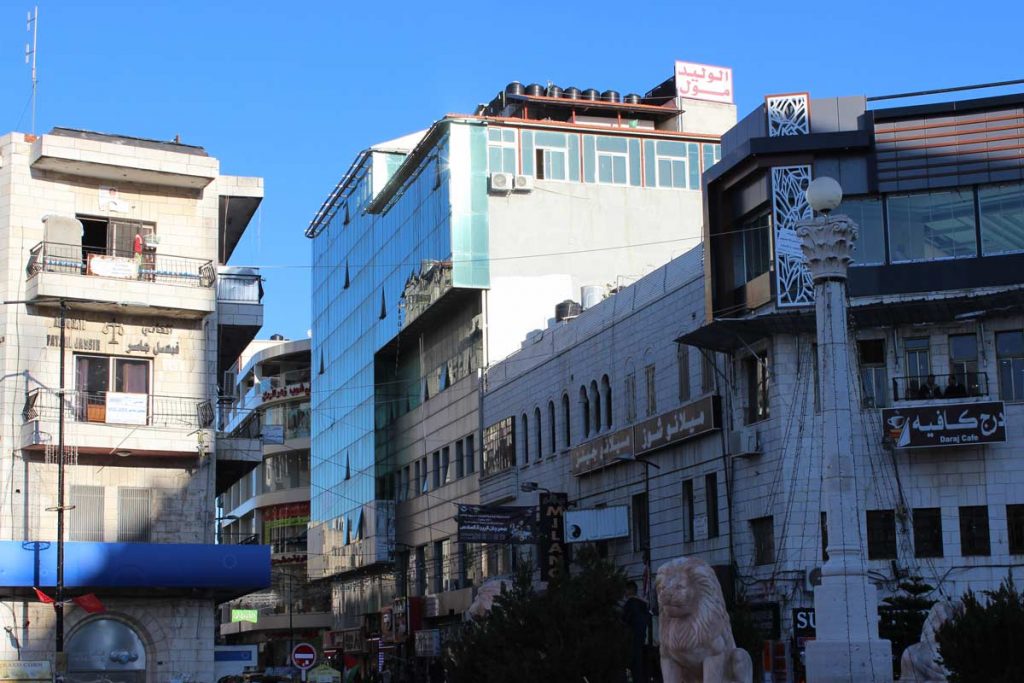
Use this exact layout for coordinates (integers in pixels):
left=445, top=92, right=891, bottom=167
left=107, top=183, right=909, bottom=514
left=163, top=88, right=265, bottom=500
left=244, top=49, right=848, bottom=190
left=222, top=371, right=238, bottom=400
left=804, top=566, right=823, bottom=593
left=513, top=175, right=534, bottom=192
left=729, top=427, right=761, bottom=458
left=565, top=506, right=629, bottom=543
left=489, top=172, right=513, bottom=193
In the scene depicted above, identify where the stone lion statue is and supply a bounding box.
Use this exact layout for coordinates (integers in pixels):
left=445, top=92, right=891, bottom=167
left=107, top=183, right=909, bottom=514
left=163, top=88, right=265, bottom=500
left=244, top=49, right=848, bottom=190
left=900, top=601, right=956, bottom=682
left=466, top=578, right=509, bottom=619
left=656, top=557, right=752, bottom=683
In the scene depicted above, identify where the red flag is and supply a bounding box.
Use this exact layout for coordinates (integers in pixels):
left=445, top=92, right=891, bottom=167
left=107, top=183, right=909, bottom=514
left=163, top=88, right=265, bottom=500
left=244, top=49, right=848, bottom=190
left=72, top=593, right=105, bottom=614
left=33, top=587, right=55, bottom=604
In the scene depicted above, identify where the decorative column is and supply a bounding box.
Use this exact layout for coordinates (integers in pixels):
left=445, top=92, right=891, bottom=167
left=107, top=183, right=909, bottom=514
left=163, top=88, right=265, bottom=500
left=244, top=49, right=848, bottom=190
left=797, top=186, right=893, bottom=683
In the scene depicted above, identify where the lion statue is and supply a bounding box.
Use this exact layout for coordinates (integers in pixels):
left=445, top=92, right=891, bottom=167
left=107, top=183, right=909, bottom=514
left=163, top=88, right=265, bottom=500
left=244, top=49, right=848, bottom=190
left=900, top=601, right=956, bottom=682
left=466, top=578, right=509, bottom=619
left=656, top=557, right=752, bottom=683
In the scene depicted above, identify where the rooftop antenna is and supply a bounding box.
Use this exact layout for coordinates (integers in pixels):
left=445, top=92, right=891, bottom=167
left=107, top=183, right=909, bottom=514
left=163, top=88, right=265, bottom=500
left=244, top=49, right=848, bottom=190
left=25, top=6, right=38, bottom=135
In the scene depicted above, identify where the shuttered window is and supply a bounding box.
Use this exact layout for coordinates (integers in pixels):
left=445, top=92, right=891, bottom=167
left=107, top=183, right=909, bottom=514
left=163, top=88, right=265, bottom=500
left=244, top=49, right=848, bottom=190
left=70, top=485, right=104, bottom=542
left=117, top=487, right=152, bottom=542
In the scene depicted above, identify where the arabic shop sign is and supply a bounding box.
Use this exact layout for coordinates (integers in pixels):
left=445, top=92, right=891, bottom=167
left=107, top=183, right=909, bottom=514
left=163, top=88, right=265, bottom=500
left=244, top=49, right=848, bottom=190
left=570, top=427, right=634, bottom=476
left=455, top=504, right=537, bottom=544
left=634, top=395, right=722, bottom=456
left=674, top=61, right=733, bottom=104
left=882, top=401, right=1006, bottom=449
left=231, top=609, right=259, bottom=623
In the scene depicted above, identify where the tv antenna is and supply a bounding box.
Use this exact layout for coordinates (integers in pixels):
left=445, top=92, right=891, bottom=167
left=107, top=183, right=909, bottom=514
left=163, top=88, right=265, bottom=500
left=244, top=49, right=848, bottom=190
left=25, top=6, right=38, bottom=135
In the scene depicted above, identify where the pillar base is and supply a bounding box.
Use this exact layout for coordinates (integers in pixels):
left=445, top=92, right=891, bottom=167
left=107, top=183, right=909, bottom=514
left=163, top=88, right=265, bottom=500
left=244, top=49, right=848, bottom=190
left=805, top=638, right=892, bottom=683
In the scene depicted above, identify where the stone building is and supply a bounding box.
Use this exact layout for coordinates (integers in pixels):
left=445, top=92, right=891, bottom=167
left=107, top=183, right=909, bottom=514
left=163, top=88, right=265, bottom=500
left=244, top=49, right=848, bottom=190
left=0, top=128, right=269, bottom=682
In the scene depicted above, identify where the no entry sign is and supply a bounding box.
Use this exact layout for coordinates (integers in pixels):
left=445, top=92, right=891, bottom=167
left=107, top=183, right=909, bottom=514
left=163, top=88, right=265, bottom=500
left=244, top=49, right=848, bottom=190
left=291, top=643, right=317, bottom=672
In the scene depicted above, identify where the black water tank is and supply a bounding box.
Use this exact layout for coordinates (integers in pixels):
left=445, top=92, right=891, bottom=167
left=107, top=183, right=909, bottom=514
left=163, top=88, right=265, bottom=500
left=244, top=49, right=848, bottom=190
left=555, top=300, right=582, bottom=322
left=270, top=333, right=286, bottom=341
left=581, top=88, right=599, bottom=101
left=624, top=93, right=642, bottom=105
left=526, top=83, right=545, bottom=97
left=563, top=87, right=581, bottom=100
left=505, top=81, right=524, bottom=96
left=602, top=90, right=621, bottom=103
left=546, top=84, right=563, bottom=98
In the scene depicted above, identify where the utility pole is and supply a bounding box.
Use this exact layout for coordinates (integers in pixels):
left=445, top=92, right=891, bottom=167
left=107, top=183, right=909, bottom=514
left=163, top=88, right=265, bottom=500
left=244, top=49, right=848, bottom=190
left=25, top=7, right=38, bottom=135
left=55, top=300, right=67, bottom=665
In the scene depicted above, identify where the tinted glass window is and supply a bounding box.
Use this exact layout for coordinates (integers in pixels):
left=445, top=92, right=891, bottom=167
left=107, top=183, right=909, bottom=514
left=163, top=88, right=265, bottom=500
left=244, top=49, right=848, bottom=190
left=887, top=189, right=977, bottom=263
left=979, top=182, right=1024, bottom=256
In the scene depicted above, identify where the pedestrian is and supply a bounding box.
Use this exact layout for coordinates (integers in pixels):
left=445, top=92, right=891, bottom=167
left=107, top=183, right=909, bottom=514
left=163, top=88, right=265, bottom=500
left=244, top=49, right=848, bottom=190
left=622, top=580, right=650, bottom=683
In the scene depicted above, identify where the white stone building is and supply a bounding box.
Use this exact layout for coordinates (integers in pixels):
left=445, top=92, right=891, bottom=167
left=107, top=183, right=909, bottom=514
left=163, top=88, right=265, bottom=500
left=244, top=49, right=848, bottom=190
left=0, top=128, right=269, bottom=682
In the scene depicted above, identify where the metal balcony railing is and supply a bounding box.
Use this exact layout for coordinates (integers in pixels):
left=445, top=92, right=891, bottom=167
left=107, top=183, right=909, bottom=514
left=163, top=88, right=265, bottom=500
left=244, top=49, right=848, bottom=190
left=216, top=268, right=263, bottom=303
left=219, top=531, right=261, bottom=545
left=23, top=388, right=214, bottom=429
left=27, top=241, right=216, bottom=288
left=892, top=372, right=989, bottom=402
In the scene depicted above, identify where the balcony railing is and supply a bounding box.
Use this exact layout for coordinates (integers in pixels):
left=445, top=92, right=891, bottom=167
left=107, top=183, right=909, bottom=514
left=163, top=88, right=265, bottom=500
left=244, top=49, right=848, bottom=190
left=891, top=372, right=989, bottom=402
left=219, top=531, right=261, bottom=545
left=216, top=268, right=263, bottom=303
left=27, top=241, right=216, bottom=288
left=23, top=388, right=214, bottom=429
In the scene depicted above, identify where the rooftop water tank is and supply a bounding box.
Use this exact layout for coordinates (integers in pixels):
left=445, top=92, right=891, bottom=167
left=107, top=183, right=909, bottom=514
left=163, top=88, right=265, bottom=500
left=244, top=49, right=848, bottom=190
left=581, top=88, right=600, bottom=101
left=555, top=300, right=582, bottom=322
left=624, top=93, right=642, bottom=105
left=564, top=87, right=581, bottom=100
left=526, top=83, right=545, bottom=97
left=601, top=90, right=621, bottom=103
left=580, top=286, right=604, bottom=310
left=546, top=84, right=563, bottom=98
left=505, top=82, right=524, bottom=96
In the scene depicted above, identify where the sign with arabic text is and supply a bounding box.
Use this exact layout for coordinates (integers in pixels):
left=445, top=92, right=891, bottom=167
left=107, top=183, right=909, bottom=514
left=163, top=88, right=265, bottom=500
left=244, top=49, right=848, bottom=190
left=674, top=61, right=733, bottom=104
left=456, top=504, right=537, bottom=544
left=634, top=395, right=722, bottom=456
left=105, top=392, right=148, bottom=425
left=570, top=427, right=634, bottom=476
left=0, top=661, right=51, bottom=681
left=882, top=401, right=1006, bottom=449
left=231, top=609, right=259, bottom=623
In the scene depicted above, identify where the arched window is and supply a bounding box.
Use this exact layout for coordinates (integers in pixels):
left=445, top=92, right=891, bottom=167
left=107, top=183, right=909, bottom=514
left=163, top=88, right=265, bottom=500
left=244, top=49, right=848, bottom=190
left=624, top=358, right=637, bottom=423
left=548, top=400, right=556, bottom=455
left=590, top=380, right=601, bottom=433
left=562, top=393, right=571, bottom=447
left=601, top=374, right=613, bottom=427
left=534, top=407, right=542, bottom=461
left=521, top=413, right=529, bottom=463
left=579, top=386, right=591, bottom=438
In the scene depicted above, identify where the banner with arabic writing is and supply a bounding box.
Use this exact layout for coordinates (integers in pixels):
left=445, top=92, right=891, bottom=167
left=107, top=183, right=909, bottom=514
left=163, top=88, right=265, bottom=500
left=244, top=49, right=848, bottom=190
left=882, top=401, right=1006, bottom=449
left=455, top=504, right=537, bottom=544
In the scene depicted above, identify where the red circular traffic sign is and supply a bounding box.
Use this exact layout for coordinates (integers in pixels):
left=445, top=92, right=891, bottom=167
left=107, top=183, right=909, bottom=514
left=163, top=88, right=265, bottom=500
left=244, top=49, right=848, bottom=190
left=291, top=643, right=317, bottom=671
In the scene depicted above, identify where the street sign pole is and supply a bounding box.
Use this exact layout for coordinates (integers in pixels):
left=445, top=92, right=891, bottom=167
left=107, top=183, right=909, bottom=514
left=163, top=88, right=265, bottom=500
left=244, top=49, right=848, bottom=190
left=291, top=642, right=317, bottom=682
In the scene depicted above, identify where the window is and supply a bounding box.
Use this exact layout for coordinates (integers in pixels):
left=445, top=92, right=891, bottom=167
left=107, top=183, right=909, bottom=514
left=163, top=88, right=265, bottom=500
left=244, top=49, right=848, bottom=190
left=601, top=375, right=612, bottom=428
left=534, top=407, right=542, bottom=462
left=701, top=351, right=716, bottom=394
left=677, top=345, right=691, bottom=403
left=903, top=337, right=931, bottom=399
left=731, top=213, right=771, bottom=287
left=432, top=540, right=444, bottom=593
left=702, top=143, right=722, bottom=172
left=625, top=372, right=637, bottom=423
left=415, top=545, right=427, bottom=595
left=959, top=506, right=991, bottom=556
left=455, top=440, right=464, bottom=479
left=487, top=127, right=517, bottom=174
left=681, top=480, right=694, bottom=543
left=521, top=414, right=530, bottom=463
left=441, top=447, right=450, bottom=485
left=836, top=197, right=886, bottom=266
left=548, top=401, right=556, bottom=455
left=887, top=189, right=977, bottom=263
left=632, top=492, right=650, bottom=553
left=420, top=457, right=428, bottom=493
left=705, top=472, right=719, bottom=539
left=821, top=512, right=829, bottom=562
left=534, top=132, right=569, bottom=181
left=75, top=354, right=151, bottom=424
left=866, top=509, right=897, bottom=560
left=948, top=334, right=979, bottom=397
left=996, top=331, right=1024, bottom=401
left=79, top=216, right=156, bottom=263
left=70, top=485, right=104, bottom=542
left=579, top=387, right=590, bottom=438
left=979, top=182, right=1024, bottom=256
left=400, top=466, right=410, bottom=501
left=413, top=460, right=421, bottom=497
left=432, top=451, right=441, bottom=489
left=653, top=141, right=689, bottom=188
left=465, top=435, right=476, bottom=475
left=596, top=136, right=628, bottom=185
left=590, top=381, right=602, bottom=433
left=858, top=339, right=888, bottom=408
left=750, top=516, right=775, bottom=565
left=644, top=364, right=657, bottom=417
left=117, top=487, right=151, bottom=543
left=745, top=352, right=769, bottom=423
left=1008, top=505, right=1024, bottom=555
left=913, top=508, right=943, bottom=558
left=562, top=393, right=571, bottom=447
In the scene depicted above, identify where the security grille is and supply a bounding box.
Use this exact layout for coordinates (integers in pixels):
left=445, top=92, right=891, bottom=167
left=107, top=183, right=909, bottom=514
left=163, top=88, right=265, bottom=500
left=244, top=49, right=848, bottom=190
left=117, top=487, right=152, bottom=543
left=69, top=485, right=104, bottom=542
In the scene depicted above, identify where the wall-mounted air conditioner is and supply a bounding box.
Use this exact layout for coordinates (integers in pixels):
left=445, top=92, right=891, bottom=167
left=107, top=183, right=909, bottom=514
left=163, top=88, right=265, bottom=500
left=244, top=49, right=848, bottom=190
left=513, top=175, right=534, bottom=192
left=729, top=427, right=761, bottom=458
left=489, top=173, right=513, bottom=194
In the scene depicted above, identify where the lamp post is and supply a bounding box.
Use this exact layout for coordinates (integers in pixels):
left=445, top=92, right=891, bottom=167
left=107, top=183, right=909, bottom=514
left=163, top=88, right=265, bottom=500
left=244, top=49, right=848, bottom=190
left=615, top=455, right=661, bottom=648
left=797, top=178, right=892, bottom=682
left=272, top=571, right=297, bottom=667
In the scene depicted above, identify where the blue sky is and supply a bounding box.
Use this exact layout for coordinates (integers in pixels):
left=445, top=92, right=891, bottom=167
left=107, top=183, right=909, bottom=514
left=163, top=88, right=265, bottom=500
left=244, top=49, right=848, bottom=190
left=2, top=0, right=1021, bottom=339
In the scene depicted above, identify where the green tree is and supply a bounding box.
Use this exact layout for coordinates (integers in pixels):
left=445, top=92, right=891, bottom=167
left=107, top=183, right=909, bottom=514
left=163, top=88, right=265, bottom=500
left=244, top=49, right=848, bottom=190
left=445, top=548, right=631, bottom=683
left=936, top=575, right=1024, bottom=683
left=879, top=575, right=936, bottom=679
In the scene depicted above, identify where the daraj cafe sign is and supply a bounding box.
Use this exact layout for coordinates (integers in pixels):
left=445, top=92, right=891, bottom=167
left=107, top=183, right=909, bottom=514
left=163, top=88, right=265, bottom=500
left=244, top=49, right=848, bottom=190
left=571, top=395, right=722, bottom=476
left=882, top=401, right=1006, bottom=449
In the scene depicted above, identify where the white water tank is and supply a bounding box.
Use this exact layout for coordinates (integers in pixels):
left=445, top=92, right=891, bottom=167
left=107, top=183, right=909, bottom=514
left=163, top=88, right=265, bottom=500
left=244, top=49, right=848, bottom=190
left=580, top=285, right=604, bottom=310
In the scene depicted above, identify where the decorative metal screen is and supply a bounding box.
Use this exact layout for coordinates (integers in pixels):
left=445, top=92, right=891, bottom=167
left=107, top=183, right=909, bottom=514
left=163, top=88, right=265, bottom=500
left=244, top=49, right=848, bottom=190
left=766, top=94, right=810, bottom=137
left=117, top=487, right=152, bottom=543
left=771, top=165, right=814, bottom=307
left=69, top=485, right=104, bottom=542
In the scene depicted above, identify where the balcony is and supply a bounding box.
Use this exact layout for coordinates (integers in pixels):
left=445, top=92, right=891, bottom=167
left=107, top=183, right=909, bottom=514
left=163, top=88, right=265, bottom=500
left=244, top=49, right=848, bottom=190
left=21, top=388, right=213, bottom=458
left=26, top=241, right=216, bottom=318
left=216, top=435, right=263, bottom=495
left=891, top=372, right=989, bottom=403
left=217, top=266, right=264, bottom=378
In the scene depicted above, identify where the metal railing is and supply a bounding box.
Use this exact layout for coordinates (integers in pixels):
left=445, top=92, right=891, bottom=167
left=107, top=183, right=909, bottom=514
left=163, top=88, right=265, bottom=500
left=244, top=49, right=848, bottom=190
left=216, top=269, right=263, bottom=303
left=892, top=372, right=989, bottom=402
left=219, top=531, right=261, bottom=545
left=27, top=241, right=215, bottom=288
left=23, top=388, right=214, bottom=429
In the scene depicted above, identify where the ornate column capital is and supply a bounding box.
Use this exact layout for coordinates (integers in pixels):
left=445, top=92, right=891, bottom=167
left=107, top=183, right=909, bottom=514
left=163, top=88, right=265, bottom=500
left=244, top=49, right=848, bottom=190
left=795, top=214, right=859, bottom=282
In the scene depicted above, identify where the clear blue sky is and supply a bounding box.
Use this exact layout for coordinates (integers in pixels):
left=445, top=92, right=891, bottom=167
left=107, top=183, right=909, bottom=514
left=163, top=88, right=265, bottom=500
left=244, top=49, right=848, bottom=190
left=2, top=0, right=1022, bottom=339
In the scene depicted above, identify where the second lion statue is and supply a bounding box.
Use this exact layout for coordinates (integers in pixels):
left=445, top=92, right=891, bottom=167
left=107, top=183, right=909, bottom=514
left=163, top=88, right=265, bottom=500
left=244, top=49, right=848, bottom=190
left=656, top=557, right=753, bottom=683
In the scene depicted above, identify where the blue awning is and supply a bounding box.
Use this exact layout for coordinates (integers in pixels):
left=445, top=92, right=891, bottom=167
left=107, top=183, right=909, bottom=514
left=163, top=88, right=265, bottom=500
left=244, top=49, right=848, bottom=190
left=0, top=541, right=270, bottom=602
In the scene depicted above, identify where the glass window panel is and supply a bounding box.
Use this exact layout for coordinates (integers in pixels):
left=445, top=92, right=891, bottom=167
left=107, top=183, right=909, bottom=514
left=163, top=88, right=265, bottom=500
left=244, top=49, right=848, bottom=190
left=658, top=159, right=672, bottom=188
left=520, top=130, right=533, bottom=176
left=887, top=189, right=977, bottom=263
left=502, top=129, right=515, bottom=143
left=657, top=141, right=686, bottom=157
left=535, top=132, right=567, bottom=148
left=981, top=182, right=1024, bottom=255
left=613, top=156, right=627, bottom=184
left=596, top=136, right=628, bottom=153
left=643, top=140, right=656, bottom=186
left=567, top=134, right=580, bottom=182
left=598, top=155, right=613, bottom=183
left=688, top=143, right=700, bottom=189
left=836, top=197, right=886, bottom=265
left=672, top=160, right=686, bottom=189
left=583, top=135, right=596, bottom=182
left=629, top=139, right=642, bottom=186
